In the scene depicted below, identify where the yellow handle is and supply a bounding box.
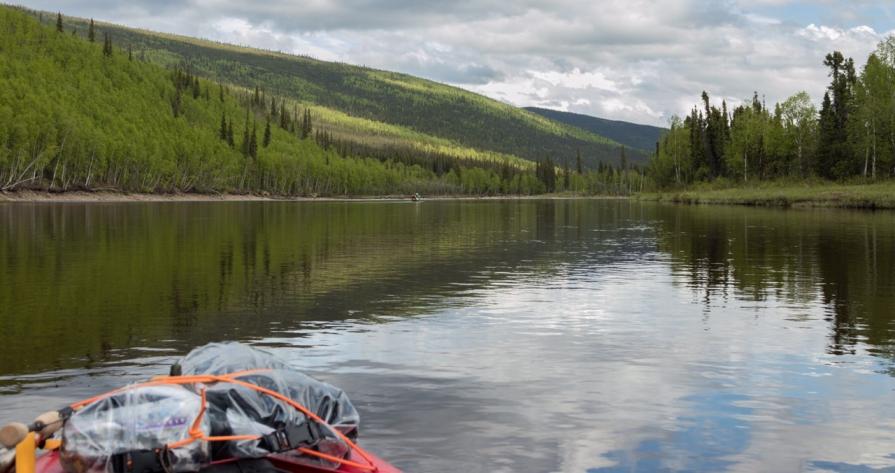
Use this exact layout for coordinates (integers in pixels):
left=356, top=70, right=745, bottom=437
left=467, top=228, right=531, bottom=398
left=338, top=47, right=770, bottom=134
left=14, top=432, right=36, bottom=473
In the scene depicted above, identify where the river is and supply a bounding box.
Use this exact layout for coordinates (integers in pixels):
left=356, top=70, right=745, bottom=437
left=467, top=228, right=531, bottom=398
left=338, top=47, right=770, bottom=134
left=1, top=200, right=894, bottom=472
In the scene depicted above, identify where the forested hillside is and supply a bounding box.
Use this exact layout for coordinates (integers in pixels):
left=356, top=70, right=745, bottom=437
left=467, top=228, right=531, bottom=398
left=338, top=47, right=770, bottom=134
left=651, top=38, right=895, bottom=187
left=0, top=7, right=643, bottom=196
left=32, top=10, right=645, bottom=168
left=525, top=107, right=666, bottom=155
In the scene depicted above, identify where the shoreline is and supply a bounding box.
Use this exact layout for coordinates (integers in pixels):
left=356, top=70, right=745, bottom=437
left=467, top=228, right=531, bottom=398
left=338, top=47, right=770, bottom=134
left=638, top=182, right=895, bottom=210
left=0, top=190, right=629, bottom=203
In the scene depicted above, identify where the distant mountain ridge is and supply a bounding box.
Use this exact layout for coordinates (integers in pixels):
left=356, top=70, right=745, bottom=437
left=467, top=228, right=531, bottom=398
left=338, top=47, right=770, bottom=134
left=525, top=107, right=666, bottom=154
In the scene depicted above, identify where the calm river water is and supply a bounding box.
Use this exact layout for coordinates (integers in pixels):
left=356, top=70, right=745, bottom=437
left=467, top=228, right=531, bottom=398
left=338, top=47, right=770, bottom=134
left=1, top=200, right=894, bottom=472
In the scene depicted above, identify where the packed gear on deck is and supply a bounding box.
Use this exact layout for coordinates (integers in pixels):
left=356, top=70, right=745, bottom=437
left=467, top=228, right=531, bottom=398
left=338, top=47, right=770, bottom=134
left=0, top=343, right=392, bottom=473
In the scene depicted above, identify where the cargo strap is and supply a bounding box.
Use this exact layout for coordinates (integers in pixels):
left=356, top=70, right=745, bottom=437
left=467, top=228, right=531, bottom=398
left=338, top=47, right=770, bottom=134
left=70, top=372, right=378, bottom=472
left=110, top=448, right=175, bottom=473
left=259, top=423, right=320, bottom=453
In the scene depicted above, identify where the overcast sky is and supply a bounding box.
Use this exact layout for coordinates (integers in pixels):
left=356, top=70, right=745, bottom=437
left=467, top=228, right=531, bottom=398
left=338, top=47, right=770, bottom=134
left=21, top=0, right=895, bottom=126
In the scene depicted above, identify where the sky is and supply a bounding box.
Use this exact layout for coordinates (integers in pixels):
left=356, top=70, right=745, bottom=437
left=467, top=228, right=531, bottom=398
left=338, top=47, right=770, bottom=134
left=19, top=0, right=895, bottom=127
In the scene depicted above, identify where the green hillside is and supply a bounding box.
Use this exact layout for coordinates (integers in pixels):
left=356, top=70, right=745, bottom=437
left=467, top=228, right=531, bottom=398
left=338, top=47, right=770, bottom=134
left=33, top=9, right=644, bottom=167
left=0, top=7, right=647, bottom=196
left=0, top=7, right=553, bottom=195
left=525, top=107, right=666, bottom=154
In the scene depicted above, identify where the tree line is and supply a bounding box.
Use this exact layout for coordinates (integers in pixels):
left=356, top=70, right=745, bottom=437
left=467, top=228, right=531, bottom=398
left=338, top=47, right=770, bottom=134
left=651, top=37, right=895, bottom=187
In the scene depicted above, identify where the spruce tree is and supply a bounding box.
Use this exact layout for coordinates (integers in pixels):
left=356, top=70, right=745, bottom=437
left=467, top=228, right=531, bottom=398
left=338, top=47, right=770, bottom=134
left=576, top=149, right=583, bottom=174
left=241, top=113, right=250, bottom=157
left=301, top=109, right=312, bottom=139
left=263, top=119, right=271, bottom=148
left=816, top=92, right=836, bottom=177
left=249, top=123, right=258, bottom=159
left=219, top=113, right=228, bottom=141
left=55, top=13, right=63, bottom=33
left=818, top=51, right=858, bottom=178
left=88, top=19, right=95, bottom=42
left=563, top=162, right=570, bottom=190
left=102, top=33, right=112, bottom=57
left=226, top=121, right=235, bottom=148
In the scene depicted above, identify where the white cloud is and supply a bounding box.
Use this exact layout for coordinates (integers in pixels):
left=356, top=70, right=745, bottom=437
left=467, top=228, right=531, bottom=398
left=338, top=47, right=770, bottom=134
left=20, top=0, right=895, bottom=126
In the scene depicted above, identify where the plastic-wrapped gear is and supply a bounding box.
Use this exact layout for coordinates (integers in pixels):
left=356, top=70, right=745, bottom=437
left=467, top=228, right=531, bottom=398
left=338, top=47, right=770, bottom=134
left=60, top=385, right=210, bottom=473
left=176, top=343, right=359, bottom=465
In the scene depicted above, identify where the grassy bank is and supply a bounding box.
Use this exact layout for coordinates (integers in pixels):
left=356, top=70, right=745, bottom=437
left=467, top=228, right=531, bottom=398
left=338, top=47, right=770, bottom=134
left=639, top=181, right=895, bottom=209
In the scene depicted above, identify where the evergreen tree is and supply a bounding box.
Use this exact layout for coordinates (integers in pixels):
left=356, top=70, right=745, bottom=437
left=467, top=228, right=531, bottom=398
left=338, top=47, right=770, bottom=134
left=263, top=119, right=271, bottom=148
left=688, top=108, right=706, bottom=178
left=817, top=51, right=857, bottom=178
left=102, top=33, right=112, bottom=56
left=55, top=12, right=62, bottom=33
left=300, top=108, right=312, bottom=139
left=219, top=113, right=228, bottom=141
left=218, top=83, right=224, bottom=102
left=241, top=113, right=250, bottom=157
left=563, top=162, right=570, bottom=190
left=576, top=149, right=583, bottom=174
left=226, top=120, right=235, bottom=148
left=171, top=89, right=182, bottom=118
left=279, top=103, right=288, bottom=129
left=536, top=158, right=557, bottom=192
left=249, top=123, right=258, bottom=159
left=88, top=19, right=95, bottom=42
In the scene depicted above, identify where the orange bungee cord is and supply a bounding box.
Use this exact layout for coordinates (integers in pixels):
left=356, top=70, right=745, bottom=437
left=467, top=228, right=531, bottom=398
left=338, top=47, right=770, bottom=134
left=69, top=371, right=378, bottom=472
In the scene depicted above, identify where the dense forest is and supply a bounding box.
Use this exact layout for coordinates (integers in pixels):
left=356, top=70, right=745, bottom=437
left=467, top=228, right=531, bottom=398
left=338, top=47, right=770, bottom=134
left=651, top=37, right=895, bottom=187
left=31, top=9, right=647, bottom=169
left=0, top=7, right=644, bottom=196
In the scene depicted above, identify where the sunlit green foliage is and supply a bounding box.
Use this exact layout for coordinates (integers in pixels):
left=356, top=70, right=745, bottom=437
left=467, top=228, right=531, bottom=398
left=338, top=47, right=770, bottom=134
left=0, top=7, right=531, bottom=196
left=35, top=9, right=634, bottom=168
left=0, top=7, right=641, bottom=196
left=651, top=38, right=895, bottom=188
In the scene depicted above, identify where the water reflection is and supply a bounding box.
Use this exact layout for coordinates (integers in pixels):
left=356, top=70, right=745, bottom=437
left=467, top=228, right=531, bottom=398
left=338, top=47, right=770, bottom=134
left=655, top=206, right=895, bottom=371
left=1, top=200, right=894, bottom=472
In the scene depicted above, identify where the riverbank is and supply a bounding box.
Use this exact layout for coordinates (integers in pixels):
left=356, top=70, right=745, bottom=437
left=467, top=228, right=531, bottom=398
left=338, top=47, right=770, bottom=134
left=639, top=181, right=895, bottom=209
left=0, top=190, right=627, bottom=203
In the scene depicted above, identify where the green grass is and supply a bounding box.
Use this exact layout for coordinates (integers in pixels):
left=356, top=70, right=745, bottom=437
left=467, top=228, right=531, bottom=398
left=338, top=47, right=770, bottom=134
left=639, top=180, right=895, bottom=209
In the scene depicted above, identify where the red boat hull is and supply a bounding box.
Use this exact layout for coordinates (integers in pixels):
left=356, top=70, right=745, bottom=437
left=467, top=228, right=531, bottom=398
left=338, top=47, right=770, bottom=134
left=34, top=450, right=401, bottom=473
